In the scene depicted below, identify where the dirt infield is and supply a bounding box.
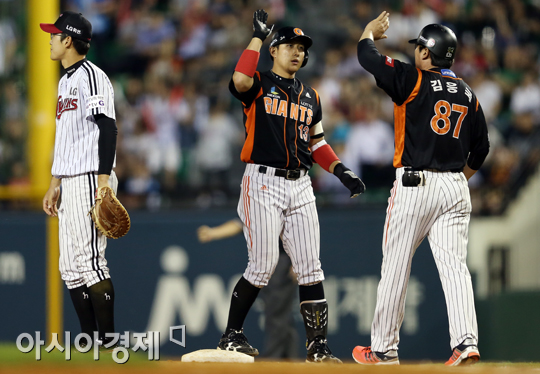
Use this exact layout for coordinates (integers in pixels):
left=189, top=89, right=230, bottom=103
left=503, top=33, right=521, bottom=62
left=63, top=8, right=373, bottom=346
left=2, top=360, right=540, bottom=374
left=1, top=344, right=538, bottom=374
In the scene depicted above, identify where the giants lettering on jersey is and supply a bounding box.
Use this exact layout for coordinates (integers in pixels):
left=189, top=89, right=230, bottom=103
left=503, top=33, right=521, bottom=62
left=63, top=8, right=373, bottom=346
left=263, top=97, right=313, bottom=125
left=56, top=95, right=78, bottom=119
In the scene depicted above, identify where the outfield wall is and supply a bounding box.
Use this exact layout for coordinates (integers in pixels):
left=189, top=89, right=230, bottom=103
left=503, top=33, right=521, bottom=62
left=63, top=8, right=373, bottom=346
left=469, top=166, right=540, bottom=298
left=0, top=209, right=536, bottom=361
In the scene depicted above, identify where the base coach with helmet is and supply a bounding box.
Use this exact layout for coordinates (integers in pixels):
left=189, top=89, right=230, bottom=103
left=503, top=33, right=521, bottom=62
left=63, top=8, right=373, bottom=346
left=216, top=9, right=365, bottom=363
left=351, top=12, right=489, bottom=366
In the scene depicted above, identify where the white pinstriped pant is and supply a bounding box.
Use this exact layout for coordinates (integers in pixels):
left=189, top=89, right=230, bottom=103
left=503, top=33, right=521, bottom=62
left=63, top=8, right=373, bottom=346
left=371, top=167, right=478, bottom=352
left=58, top=171, right=118, bottom=289
left=238, top=163, right=324, bottom=287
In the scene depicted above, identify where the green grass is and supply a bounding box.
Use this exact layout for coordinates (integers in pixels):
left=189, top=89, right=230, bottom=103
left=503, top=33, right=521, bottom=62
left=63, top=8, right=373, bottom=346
left=0, top=342, right=153, bottom=366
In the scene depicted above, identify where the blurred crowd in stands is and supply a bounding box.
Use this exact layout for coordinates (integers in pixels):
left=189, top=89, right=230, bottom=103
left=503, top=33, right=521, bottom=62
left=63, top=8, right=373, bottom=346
left=1, top=0, right=539, bottom=215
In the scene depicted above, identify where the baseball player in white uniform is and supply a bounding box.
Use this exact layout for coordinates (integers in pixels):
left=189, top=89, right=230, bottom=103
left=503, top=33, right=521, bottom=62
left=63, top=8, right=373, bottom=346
left=41, top=11, right=119, bottom=348
left=352, top=13, right=489, bottom=366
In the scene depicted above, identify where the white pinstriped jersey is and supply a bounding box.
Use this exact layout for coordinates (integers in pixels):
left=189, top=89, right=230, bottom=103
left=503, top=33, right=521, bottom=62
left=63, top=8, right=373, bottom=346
left=52, top=59, right=116, bottom=177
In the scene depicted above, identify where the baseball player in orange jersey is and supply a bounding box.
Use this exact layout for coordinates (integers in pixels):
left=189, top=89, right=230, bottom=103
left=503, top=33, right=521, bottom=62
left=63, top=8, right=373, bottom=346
left=351, top=12, right=489, bottom=366
left=217, top=9, right=365, bottom=363
left=41, top=12, right=119, bottom=348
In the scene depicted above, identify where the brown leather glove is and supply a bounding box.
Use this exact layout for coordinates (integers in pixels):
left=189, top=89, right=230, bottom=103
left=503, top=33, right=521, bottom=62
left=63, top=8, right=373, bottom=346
left=89, top=186, right=131, bottom=239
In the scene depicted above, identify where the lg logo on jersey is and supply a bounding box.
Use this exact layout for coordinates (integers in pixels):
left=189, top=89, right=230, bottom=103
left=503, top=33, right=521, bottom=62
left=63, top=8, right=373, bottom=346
left=56, top=95, right=78, bottom=119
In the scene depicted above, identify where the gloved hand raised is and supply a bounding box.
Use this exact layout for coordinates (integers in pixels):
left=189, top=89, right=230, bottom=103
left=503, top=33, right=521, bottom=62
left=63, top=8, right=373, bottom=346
left=253, top=9, right=274, bottom=41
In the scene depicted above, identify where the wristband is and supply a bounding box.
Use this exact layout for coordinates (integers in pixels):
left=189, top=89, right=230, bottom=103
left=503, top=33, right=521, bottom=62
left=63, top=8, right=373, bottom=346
left=332, top=163, right=348, bottom=178
left=235, top=49, right=260, bottom=78
left=253, top=30, right=268, bottom=41
left=312, top=141, right=340, bottom=172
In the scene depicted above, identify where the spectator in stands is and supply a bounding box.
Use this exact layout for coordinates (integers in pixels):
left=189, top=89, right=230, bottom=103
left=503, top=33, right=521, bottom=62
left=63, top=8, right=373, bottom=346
left=3, top=0, right=540, bottom=215
left=341, top=98, right=394, bottom=189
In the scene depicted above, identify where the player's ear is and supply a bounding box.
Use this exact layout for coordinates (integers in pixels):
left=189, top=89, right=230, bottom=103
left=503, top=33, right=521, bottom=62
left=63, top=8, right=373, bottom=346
left=421, top=48, right=430, bottom=61
left=270, top=46, right=277, bottom=60
left=63, top=35, right=73, bottom=48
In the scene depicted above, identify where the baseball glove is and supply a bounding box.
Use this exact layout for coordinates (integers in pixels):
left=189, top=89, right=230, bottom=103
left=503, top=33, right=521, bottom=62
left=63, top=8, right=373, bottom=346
left=89, top=186, right=131, bottom=239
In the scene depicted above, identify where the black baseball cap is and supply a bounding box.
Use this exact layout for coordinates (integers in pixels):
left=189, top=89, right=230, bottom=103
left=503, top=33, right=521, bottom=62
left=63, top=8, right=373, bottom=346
left=40, top=11, right=92, bottom=42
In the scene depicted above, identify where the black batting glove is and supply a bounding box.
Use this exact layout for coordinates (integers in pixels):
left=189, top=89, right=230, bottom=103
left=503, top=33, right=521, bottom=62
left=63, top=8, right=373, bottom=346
left=253, top=9, right=274, bottom=41
left=333, top=163, right=366, bottom=198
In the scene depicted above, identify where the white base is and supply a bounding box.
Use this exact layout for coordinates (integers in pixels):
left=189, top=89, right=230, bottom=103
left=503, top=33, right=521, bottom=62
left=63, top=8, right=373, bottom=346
left=181, top=349, right=255, bottom=363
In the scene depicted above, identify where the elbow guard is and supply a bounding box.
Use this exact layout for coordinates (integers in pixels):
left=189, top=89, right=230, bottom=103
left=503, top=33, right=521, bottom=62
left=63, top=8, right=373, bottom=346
left=312, top=140, right=340, bottom=172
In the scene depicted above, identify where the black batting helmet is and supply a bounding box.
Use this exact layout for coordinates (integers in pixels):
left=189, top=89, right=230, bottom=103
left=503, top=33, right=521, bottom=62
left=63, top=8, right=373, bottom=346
left=408, top=24, right=457, bottom=61
left=269, top=27, right=312, bottom=68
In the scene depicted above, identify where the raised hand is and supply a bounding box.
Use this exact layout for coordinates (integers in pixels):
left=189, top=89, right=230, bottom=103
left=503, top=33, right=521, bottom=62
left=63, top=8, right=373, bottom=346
left=252, top=9, right=274, bottom=41
left=360, top=11, right=390, bottom=42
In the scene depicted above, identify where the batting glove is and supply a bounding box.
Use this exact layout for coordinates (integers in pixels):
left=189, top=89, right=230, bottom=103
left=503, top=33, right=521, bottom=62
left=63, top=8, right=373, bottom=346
left=253, top=9, right=274, bottom=41
left=333, top=163, right=366, bottom=198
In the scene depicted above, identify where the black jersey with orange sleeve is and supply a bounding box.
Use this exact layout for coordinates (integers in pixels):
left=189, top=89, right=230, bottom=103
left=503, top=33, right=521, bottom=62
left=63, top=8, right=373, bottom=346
left=229, top=70, right=322, bottom=170
left=357, top=39, right=489, bottom=172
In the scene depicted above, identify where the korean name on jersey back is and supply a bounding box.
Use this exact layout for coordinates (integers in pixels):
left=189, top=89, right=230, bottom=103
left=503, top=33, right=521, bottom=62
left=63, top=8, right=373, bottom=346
left=430, top=78, right=473, bottom=102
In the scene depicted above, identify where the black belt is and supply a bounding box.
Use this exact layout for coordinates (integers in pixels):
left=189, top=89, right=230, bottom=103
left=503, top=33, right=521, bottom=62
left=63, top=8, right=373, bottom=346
left=258, top=166, right=304, bottom=180
left=402, top=167, right=462, bottom=187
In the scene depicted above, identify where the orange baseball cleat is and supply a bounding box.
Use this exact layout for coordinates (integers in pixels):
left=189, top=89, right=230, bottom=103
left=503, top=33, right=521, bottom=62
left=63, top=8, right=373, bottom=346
left=352, top=345, right=400, bottom=365
left=445, top=345, right=480, bottom=366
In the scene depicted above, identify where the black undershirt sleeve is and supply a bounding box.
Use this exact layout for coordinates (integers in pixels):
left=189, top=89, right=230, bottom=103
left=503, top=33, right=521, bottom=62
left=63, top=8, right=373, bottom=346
left=357, top=39, right=383, bottom=73
left=94, top=113, right=117, bottom=175
left=467, top=103, right=490, bottom=170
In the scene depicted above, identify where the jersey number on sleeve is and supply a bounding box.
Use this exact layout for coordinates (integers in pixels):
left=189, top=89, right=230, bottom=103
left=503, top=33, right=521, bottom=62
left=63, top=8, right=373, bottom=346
left=430, top=100, right=468, bottom=139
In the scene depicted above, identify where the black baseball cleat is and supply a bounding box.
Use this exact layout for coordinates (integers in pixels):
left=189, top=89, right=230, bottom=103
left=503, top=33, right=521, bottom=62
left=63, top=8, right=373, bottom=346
left=217, top=329, right=259, bottom=356
left=306, top=336, right=342, bottom=363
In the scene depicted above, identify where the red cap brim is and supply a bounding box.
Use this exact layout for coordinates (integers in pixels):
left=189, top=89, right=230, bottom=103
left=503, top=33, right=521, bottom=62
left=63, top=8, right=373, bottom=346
left=40, top=23, right=62, bottom=34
